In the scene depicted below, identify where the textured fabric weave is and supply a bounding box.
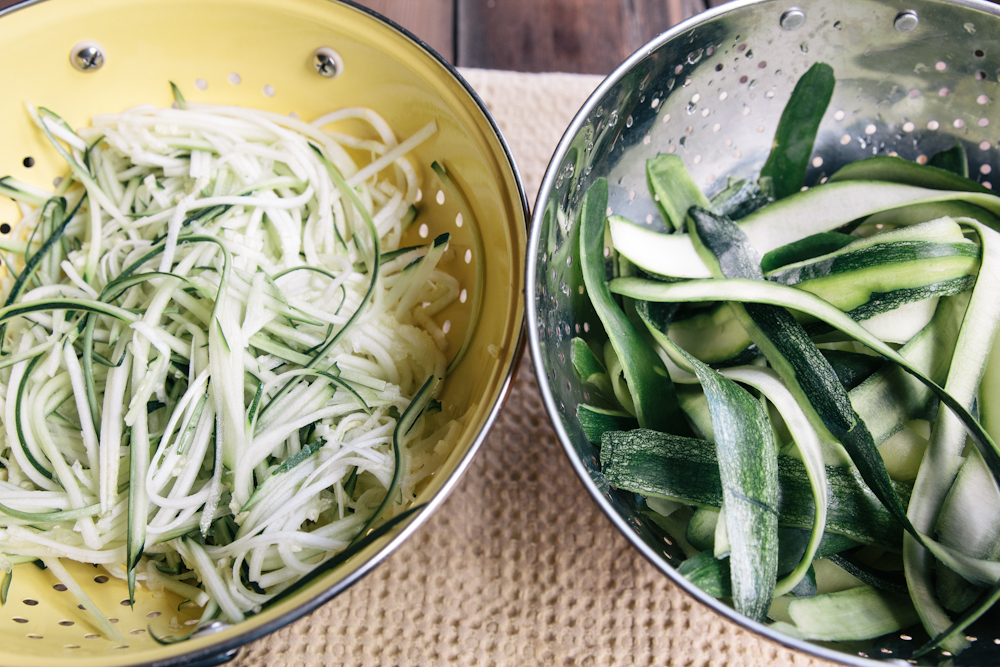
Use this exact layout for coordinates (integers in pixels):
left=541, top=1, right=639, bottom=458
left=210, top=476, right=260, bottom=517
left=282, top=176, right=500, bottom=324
left=232, top=68, right=835, bottom=667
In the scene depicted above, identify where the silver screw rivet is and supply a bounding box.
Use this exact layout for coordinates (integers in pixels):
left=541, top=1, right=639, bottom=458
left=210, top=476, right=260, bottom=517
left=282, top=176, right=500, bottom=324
left=71, top=42, right=105, bottom=72
left=780, top=8, right=806, bottom=30
left=312, top=47, right=343, bottom=78
left=894, top=10, right=919, bottom=32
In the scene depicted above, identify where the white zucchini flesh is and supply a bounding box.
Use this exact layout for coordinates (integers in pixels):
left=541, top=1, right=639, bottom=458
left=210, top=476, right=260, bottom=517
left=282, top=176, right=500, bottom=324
left=609, top=182, right=1000, bottom=279
left=783, top=585, right=919, bottom=641
left=718, top=367, right=828, bottom=598
left=614, top=216, right=1000, bottom=654
left=610, top=235, right=1000, bottom=578
left=0, top=101, right=471, bottom=634
left=902, top=219, right=1000, bottom=653
left=640, top=308, right=829, bottom=598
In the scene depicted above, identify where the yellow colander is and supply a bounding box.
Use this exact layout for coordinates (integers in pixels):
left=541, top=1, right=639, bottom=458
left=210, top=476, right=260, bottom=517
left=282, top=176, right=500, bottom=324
left=0, top=0, right=527, bottom=664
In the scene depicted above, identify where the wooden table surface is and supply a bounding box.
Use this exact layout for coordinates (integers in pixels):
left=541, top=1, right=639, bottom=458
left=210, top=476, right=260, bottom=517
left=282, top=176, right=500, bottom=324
left=0, top=0, right=719, bottom=75
left=356, top=0, right=723, bottom=75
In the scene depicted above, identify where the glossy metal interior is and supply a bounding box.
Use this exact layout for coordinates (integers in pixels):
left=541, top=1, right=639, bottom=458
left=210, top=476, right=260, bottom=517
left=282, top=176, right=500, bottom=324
left=528, top=0, right=1000, bottom=664
left=0, top=0, right=527, bottom=665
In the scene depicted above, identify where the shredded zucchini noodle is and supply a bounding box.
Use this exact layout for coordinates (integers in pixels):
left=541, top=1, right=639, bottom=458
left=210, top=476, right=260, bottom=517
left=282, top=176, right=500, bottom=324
left=0, top=95, right=467, bottom=633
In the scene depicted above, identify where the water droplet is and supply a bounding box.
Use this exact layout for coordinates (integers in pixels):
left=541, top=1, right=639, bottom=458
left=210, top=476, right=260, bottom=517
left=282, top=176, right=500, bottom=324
left=800, top=42, right=809, bottom=53
left=625, top=116, right=633, bottom=128
left=608, top=110, right=619, bottom=127
left=687, top=49, right=704, bottom=64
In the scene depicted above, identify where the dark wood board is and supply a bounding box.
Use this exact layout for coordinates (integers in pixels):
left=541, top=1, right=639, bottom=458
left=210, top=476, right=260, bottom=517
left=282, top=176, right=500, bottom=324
left=454, top=0, right=706, bottom=74
left=355, top=0, right=455, bottom=63
left=0, top=0, right=703, bottom=74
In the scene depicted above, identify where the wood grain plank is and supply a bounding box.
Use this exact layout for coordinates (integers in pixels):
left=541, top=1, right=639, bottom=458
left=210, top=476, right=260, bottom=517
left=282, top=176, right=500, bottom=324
left=353, top=0, right=455, bottom=63
left=456, top=0, right=706, bottom=74
left=676, top=0, right=713, bottom=22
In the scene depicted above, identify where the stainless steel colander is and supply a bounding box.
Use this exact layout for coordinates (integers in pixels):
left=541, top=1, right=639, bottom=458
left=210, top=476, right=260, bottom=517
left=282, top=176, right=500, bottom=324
left=527, top=0, right=1000, bottom=664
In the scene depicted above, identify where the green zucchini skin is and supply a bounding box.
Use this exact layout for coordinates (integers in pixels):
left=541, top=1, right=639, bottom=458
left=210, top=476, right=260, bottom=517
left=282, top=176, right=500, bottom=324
left=827, top=552, right=908, bottom=595
left=659, top=302, right=753, bottom=364
left=678, top=529, right=860, bottom=600
left=609, top=182, right=1000, bottom=280
left=819, top=349, right=886, bottom=392
left=801, top=276, right=975, bottom=339
left=664, top=236, right=978, bottom=363
left=929, top=143, right=970, bottom=179
left=766, top=241, right=980, bottom=288
left=680, top=346, right=779, bottom=622
left=677, top=550, right=731, bottom=598
left=600, top=429, right=910, bottom=549
left=710, top=178, right=773, bottom=221
left=829, top=155, right=991, bottom=194
left=761, top=232, right=856, bottom=273
left=687, top=206, right=922, bottom=549
left=685, top=507, right=720, bottom=551
left=570, top=337, right=617, bottom=404
left=571, top=337, right=605, bottom=378
left=579, top=178, right=685, bottom=434
left=572, top=59, right=1000, bottom=650
left=577, top=404, right=638, bottom=444
left=646, top=154, right=712, bottom=231
left=758, top=62, right=836, bottom=200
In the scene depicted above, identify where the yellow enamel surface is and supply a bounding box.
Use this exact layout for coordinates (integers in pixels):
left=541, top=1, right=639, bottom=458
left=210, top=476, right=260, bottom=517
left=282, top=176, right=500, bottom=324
left=0, top=0, right=526, bottom=664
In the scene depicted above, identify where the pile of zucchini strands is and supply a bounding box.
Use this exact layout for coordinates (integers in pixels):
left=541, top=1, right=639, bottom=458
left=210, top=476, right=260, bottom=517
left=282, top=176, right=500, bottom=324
left=578, top=62, right=1000, bottom=658
left=0, top=89, right=473, bottom=641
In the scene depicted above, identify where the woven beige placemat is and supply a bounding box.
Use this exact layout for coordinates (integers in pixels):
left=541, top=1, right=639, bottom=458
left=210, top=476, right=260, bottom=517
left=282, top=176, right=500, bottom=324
left=232, top=69, right=838, bottom=667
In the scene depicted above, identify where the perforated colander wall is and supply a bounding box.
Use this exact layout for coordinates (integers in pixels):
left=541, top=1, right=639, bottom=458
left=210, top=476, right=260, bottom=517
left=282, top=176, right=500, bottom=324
left=529, top=0, right=1000, bottom=665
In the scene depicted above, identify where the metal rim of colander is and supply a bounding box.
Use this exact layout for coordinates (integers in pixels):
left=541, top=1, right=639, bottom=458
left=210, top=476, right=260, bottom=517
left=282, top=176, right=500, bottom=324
left=0, top=1, right=529, bottom=665
left=527, top=0, right=1000, bottom=666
